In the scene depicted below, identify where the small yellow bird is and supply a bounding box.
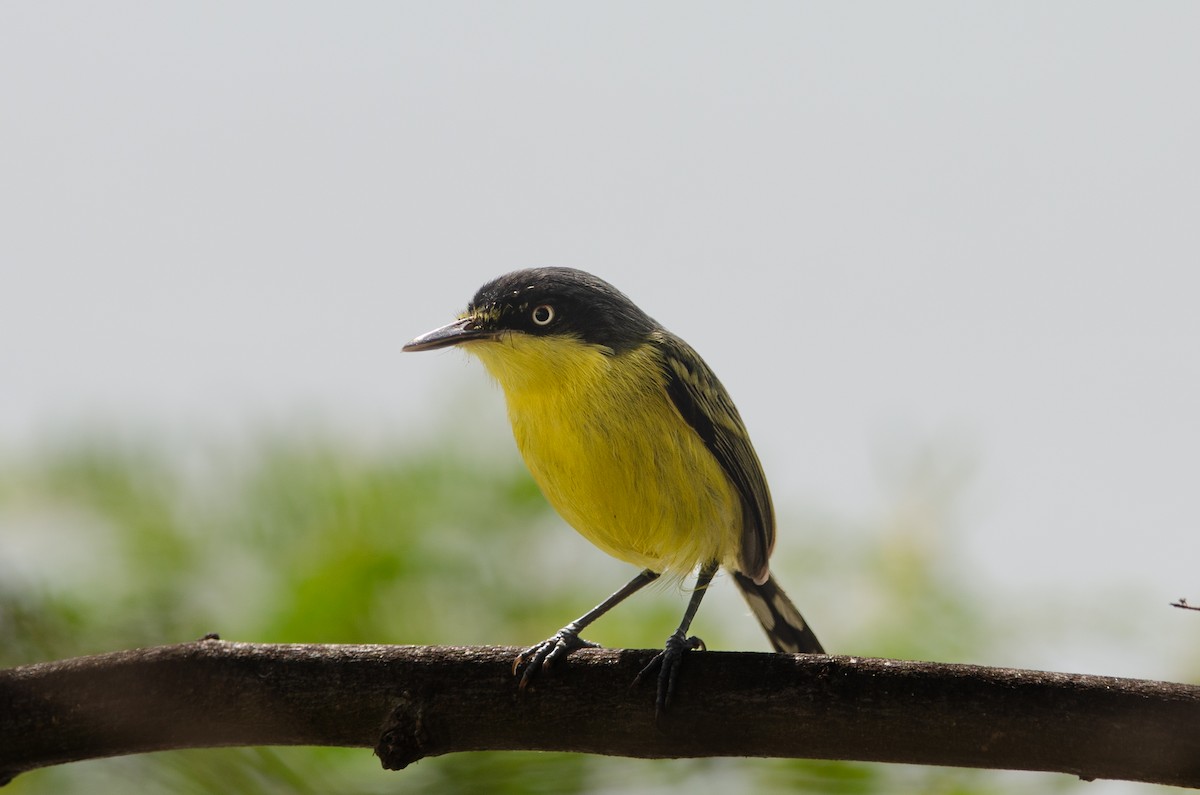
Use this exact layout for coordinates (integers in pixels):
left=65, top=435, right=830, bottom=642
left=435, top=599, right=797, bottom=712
left=404, top=267, right=823, bottom=712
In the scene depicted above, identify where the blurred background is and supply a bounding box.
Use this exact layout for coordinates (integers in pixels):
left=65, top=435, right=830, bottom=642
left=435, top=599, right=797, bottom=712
left=2, top=3, right=1197, bottom=793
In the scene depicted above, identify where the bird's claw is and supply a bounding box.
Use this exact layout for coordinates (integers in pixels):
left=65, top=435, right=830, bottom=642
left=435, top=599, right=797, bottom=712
left=632, top=631, right=706, bottom=718
left=513, top=625, right=599, bottom=690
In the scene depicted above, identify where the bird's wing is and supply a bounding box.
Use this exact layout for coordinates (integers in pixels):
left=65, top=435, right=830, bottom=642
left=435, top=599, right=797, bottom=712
left=651, top=331, right=775, bottom=582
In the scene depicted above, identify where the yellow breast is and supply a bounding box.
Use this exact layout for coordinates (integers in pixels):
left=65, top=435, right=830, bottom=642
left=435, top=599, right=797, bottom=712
left=468, top=333, right=741, bottom=577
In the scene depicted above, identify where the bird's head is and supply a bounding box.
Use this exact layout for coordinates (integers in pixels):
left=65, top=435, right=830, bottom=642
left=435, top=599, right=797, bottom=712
left=403, top=267, right=657, bottom=357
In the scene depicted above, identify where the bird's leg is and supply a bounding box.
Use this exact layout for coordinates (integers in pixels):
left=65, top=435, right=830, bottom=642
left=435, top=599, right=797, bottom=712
left=634, top=560, right=719, bottom=717
left=514, top=568, right=660, bottom=690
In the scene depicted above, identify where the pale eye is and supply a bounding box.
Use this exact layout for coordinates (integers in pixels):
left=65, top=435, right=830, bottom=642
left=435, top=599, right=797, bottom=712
left=531, top=304, right=555, bottom=326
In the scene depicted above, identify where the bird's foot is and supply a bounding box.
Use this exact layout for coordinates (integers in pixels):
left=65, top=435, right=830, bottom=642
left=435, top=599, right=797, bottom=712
left=512, top=624, right=599, bottom=691
left=632, top=630, right=706, bottom=719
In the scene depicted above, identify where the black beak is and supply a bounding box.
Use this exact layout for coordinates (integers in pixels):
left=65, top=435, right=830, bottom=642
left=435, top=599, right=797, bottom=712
left=403, top=317, right=499, bottom=352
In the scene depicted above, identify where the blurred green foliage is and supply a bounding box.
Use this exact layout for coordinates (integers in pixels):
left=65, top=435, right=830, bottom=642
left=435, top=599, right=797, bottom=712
left=0, top=430, right=1152, bottom=794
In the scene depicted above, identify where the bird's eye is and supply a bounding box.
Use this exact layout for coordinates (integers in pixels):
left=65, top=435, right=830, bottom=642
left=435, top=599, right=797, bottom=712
left=531, top=304, right=555, bottom=326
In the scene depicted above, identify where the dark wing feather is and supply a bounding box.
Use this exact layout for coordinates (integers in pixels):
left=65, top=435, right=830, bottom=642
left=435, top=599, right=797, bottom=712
left=651, top=331, right=775, bottom=582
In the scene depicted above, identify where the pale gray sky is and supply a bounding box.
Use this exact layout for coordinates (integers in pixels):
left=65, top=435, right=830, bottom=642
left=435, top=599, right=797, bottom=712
left=2, top=1, right=1198, bottom=753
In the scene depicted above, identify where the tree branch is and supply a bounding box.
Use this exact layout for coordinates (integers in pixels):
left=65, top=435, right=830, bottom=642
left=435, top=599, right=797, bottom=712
left=1, top=640, right=1197, bottom=787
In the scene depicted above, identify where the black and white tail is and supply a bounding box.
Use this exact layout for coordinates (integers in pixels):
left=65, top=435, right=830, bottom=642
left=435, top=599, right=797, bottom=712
left=733, top=572, right=824, bottom=654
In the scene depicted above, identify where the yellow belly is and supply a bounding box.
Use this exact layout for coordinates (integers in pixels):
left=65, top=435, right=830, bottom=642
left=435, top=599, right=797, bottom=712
left=469, top=334, right=741, bottom=577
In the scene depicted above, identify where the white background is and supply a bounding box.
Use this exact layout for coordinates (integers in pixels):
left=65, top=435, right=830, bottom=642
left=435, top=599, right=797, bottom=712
left=2, top=5, right=1197, bottom=788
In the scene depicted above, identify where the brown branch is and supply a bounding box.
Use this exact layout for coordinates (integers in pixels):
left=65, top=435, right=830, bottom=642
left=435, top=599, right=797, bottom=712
left=1, top=640, right=1198, bottom=787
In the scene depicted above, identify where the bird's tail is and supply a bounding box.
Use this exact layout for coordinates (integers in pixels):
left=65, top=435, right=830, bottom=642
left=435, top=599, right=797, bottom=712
left=733, top=572, right=824, bottom=654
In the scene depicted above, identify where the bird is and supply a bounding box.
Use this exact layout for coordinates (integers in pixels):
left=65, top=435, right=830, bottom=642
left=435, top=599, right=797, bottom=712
left=403, top=267, right=823, bottom=714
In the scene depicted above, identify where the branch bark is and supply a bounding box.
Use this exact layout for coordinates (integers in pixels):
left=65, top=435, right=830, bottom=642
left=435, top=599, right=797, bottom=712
left=1, top=640, right=1197, bottom=787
